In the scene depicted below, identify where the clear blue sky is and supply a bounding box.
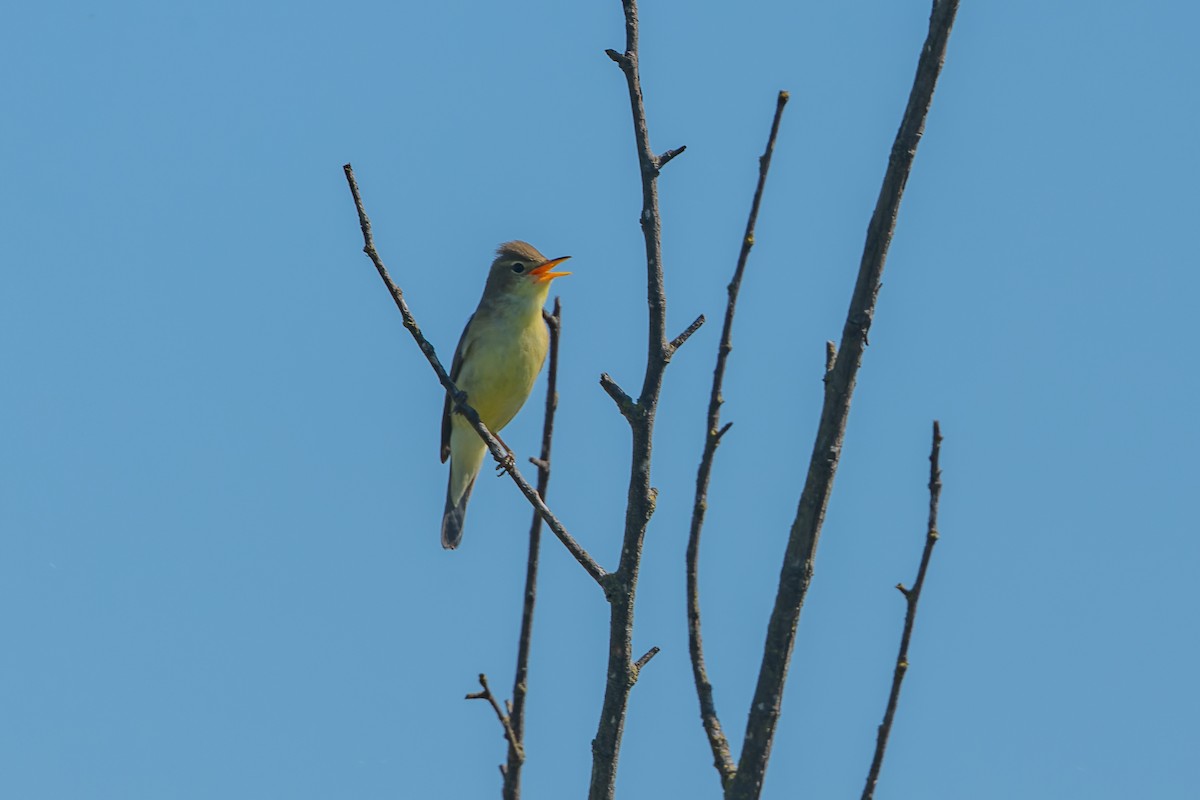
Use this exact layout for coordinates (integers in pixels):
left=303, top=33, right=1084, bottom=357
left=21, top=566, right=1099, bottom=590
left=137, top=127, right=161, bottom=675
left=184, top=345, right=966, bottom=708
left=3, top=1, right=1197, bottom=797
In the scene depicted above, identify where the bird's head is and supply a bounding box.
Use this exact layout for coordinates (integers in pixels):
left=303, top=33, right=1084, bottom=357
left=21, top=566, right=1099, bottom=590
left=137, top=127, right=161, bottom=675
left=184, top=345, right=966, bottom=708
left=483, top=241, right=571, bottom=303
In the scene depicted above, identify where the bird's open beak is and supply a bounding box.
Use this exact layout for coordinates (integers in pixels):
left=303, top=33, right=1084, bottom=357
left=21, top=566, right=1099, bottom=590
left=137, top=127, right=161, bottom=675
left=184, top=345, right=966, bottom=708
left=530, top=256, right=572, bottom=283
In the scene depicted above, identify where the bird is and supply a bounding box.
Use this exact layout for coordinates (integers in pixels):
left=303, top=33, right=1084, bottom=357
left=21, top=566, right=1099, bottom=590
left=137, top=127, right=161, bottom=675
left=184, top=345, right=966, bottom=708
left=440, top=241, right=571, bottom=549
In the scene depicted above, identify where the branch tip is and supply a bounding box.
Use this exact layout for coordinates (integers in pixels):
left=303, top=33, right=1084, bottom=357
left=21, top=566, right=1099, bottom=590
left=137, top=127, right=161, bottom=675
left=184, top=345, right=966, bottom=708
left=599, top=372, right=637, bottom=419
left=656, top=145, right=688, bottom=170
left=669, top=314, right=706, bottom=352
left=466, top=674, right=525, bottom=762
left=634, top=646, right=661, bottom=671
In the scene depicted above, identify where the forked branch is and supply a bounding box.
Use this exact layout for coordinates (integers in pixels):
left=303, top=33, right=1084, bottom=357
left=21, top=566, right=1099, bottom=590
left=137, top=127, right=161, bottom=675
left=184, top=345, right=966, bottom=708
left=588, top=0, right=694, bottom=797
left=466, top=674, right=524, bottom=763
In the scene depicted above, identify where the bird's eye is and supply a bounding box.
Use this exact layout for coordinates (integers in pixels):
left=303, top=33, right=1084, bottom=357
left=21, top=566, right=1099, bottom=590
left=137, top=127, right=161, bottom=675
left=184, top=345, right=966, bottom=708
left=511, top=262, right=525, bottom=273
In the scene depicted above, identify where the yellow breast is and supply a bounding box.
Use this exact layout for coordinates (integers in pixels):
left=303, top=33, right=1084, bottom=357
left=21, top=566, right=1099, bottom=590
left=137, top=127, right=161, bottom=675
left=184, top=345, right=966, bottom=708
left=454, top=308, right=549, bottom=433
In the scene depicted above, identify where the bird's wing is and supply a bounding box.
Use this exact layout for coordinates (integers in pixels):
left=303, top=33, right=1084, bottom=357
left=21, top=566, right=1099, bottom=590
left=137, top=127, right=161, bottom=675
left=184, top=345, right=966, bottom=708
left=440, top=313, right=476, bottom=463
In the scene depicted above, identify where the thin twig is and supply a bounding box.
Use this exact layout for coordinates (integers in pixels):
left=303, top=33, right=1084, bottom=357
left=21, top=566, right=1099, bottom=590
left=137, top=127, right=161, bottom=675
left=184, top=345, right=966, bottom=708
left=861, top=421, right=943, bottom=800
left=668, top=313, right=707, bottom=354
left=633, top=646, right=661, bottom=672
left=599, top=373, right=638, bottom=420
left=656, top=145, right=688, bottom=171
left=502, top=300, right=563, bottom=800
left=728, top=3, right=960, bottom=798
left=341, top=164, right=606, bottom=587
left=466, top=674, right=525, bottom=762
left=686, top=89, right=789, bottom=789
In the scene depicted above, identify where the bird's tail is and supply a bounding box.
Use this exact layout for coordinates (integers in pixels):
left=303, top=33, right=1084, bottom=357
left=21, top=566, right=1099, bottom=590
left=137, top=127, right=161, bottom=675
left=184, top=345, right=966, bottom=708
left=441, top=438, right=485, bottom=549
left=441, top=478, right=476, bottom=549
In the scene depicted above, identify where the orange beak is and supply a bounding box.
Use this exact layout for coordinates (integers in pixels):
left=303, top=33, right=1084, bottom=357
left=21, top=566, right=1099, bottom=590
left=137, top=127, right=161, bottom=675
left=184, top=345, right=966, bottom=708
left=529, top=255, right=572, bottom=284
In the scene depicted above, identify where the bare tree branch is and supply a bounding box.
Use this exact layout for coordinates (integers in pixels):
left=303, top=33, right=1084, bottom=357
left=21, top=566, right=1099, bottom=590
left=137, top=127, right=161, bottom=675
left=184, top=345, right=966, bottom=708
left=687, top=89, right=790, bottom=789
left=655, top=145, right=688, bottom=171
left=632, top=646, right=661, bottom=672
left=728, top=2, right=960, bottom=797
left=466, top=674, right=524, bottom=762
left=588, top=1, right=693, bottom=796
left=498, top=300, right=564, bottom=800
left=861, top=421, right=943, bottom=800
left=668, top=313, right=707, bottom=354
left=599, top=373, right=638, bottom=420
left=341, top=164, right=607, bottom=587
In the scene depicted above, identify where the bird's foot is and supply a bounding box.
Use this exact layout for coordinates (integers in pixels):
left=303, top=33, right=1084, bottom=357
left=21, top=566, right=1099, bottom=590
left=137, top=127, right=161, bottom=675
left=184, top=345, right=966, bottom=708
left=494, top=450, right=516, bottom=476
left=492, top=432, right=515, bottom=476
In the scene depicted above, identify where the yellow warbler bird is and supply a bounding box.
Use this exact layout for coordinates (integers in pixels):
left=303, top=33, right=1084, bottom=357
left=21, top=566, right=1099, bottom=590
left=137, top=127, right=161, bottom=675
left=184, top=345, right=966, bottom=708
left=440, top=241, right=571, bottom=549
